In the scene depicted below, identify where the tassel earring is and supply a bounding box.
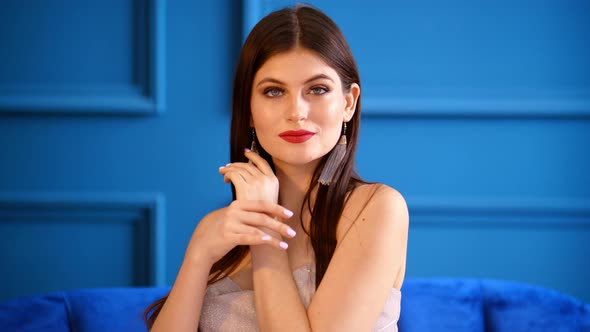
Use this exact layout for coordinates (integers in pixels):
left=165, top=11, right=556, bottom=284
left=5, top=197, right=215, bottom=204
left=318, top=122, right=347, bottom=186
left=250, top=128, right=258, bottom=153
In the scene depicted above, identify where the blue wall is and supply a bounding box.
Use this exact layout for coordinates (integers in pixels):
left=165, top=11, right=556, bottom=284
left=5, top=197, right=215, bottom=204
left=0, top=0, right=589, bottom=303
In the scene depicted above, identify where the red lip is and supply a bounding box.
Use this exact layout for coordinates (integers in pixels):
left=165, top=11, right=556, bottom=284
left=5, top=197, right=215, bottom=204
left=279, top=130, right=315, bottom=143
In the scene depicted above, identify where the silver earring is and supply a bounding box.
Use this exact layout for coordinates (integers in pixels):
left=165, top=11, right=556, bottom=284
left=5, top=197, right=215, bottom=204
left=318, top=122, right=347, bottom=186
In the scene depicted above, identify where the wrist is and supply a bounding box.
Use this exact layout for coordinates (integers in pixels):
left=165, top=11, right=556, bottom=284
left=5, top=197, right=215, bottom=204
left=183, top=248, right=216, bottom=270
left=250, top=245, right=289, bottom=272
left=250, top=241, right=288, bottom=260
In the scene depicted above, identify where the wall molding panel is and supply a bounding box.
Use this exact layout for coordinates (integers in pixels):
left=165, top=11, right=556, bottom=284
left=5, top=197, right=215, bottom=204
left=242, top=0, right=590, bottom=119
left=0, top=192, right=165, bottom=298
left=0, top=0, right=166, bottom=116
left=408, top=197, right=590, bottom=226
left=407, top=196, right=590, bottom=302
left=360, top=92, right=590, bottom=119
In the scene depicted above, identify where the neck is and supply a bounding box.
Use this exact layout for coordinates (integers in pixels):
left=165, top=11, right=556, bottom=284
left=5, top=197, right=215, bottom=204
left=273, top=160, right=319, bottom=224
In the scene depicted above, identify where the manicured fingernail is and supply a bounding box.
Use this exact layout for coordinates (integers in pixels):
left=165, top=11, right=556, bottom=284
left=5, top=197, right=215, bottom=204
left=280, top=241, right=288, bottom=249
left=283, top=209, right=294, bottom=217
left=287, top=228, right=296, bottom=237
left=244, top=148, right=251, bottom=152
left=262, top=235, right=271, bottom=241
left=225, top=163, right=231, bottom=167
left=219, top=166, right=225, bottom=169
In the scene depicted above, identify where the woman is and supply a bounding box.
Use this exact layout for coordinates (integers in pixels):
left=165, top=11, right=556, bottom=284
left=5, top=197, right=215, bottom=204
left=145, top=4, right=408, bottom=331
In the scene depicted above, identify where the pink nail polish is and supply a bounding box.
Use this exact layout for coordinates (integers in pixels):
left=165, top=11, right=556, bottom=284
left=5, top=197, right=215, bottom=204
left=262, top=235, right=271, bottom=241
left=287, top=228, right=296, bottom=237
left=284, top=209, right=294, bottom=217
left=280, top=241, right=288, bottom=249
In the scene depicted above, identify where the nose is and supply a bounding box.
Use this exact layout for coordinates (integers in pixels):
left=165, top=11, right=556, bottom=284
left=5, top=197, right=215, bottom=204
left=287, top=94, right=309, bottom=122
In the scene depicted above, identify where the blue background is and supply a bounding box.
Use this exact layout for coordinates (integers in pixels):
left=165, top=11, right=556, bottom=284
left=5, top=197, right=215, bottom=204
left=0, top=0, right=589, bottom=303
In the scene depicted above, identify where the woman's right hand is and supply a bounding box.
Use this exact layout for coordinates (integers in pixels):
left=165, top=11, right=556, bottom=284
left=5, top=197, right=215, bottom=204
left=184, top=200, right=296, bottom=266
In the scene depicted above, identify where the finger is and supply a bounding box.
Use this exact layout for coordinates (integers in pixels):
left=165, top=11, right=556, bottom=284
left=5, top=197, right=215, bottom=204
left=232, top=224, right=289, bottom=250
left=220, top=165, right=259, bottom=184
left=223, top=170, right=248, bottom=187
left=222, top=162, right=260, bottom=178
left=231, top=200, right=294, bottom=220
left=219, top=165, right=231, bottom=183
left=238, top=210, right=296, bottom=239
left=244, top=149, right=274, bottom=176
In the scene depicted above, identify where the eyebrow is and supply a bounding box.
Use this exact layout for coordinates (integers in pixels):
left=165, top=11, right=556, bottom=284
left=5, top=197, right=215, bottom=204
left=256, top=74, right=334, bottom=87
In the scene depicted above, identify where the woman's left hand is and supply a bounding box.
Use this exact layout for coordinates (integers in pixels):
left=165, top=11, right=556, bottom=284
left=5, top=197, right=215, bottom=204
left=219, top=149, right=279, bottom=203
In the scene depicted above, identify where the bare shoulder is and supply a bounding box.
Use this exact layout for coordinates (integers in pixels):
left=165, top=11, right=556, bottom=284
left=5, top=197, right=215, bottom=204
left=201, top=206, right=228, bottom=224
left=365, top=183, right=408, bottom=218
left=339, top=183, right=409, bottom=241
left=329, top=183, right=409, bottom=291
left=309, top=185, right=409, bottom=330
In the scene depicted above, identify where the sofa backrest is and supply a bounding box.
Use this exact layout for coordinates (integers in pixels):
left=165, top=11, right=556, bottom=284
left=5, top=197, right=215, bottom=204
left=1, top=279, right=588, bottom=332
left=0, top=287, right=168, bottom=332
left=399, top=278, right=590, bottom=332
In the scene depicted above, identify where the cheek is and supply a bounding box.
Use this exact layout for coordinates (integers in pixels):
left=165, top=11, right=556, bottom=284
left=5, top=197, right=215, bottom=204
left=250, top=104, right=278, bottom=147
left=312, top=97, right=345, bottom=126
left=251, top=110, right=277, bottom=128
left=313, top=111, right=344, bottom=147
left=250, top=98, right=272, bottom=127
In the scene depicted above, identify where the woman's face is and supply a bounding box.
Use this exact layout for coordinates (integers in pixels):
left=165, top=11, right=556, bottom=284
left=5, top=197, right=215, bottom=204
left=250, top=47, right=360, bottom=169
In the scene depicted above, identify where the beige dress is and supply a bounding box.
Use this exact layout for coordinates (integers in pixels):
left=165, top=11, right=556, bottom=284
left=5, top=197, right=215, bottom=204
left=199, top=264, right=401, bottom=331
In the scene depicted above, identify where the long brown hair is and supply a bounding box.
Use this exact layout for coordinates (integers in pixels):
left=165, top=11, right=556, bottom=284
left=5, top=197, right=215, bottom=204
left=144, top=4, right=365, bottom=328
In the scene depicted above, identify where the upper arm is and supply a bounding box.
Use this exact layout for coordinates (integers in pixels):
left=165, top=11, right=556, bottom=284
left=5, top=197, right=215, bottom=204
left=307, top=184, right=409, bottom=331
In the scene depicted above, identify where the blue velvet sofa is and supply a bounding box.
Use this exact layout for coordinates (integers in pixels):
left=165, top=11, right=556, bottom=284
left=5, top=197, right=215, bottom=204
left=1, top=278, right=588, bottom=331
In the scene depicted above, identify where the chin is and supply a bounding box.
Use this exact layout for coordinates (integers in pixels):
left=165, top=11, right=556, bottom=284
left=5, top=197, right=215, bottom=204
left=270, top=151, right=326, bottom=167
